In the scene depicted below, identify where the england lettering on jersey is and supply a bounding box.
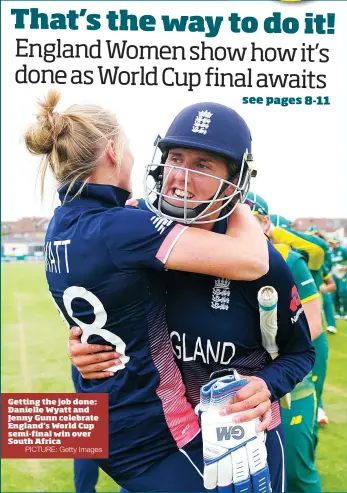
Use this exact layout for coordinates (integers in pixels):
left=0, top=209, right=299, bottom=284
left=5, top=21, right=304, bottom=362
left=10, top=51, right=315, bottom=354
left=132, top=198, right=314, bottom=436
left=166, top=240, right=314, bottom=432
left=170, top=332, right=236, bottom=365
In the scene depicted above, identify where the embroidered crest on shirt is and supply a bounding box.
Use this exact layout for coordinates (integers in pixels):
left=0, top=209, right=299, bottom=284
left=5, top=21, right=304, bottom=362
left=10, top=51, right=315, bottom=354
left=211, top=278, right=231, bottom=310
left=151, top=216, right=173, bottom=234
left=191, top=110, right=213, bottom=135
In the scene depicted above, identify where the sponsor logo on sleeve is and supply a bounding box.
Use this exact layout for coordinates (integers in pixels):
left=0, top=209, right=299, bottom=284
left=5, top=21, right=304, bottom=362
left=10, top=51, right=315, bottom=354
left=289, top=285, right=301, bottom=312
left=290, top=285, right=304, bottom=323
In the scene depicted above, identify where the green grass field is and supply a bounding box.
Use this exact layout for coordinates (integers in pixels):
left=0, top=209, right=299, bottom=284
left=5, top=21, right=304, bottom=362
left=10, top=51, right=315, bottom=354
left=2, top=263, right=117, bottom=493
left=2, top=262, right=347, bottom=492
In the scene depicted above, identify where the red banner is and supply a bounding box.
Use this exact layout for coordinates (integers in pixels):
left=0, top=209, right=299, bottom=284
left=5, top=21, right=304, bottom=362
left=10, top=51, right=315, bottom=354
left=1, top=393, right=108, bottom=458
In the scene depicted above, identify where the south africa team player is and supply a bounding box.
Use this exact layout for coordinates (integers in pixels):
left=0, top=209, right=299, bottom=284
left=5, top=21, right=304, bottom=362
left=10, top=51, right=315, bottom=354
left=330, top=238, right=347, bottom=319
left=306, top=226, right=337, bottom=334
left=247, top=193, right=322, bottom=492
left=265, top=217, right=330, bottom=430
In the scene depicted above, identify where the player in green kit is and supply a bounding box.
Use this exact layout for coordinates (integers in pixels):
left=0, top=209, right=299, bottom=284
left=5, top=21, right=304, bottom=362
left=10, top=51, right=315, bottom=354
left=306, top=224, right=337, bottom=334
left=335, top=266, right=347, bottom=318
left=319, top=264, right=338, bottom=335
left=330, top=238, right=347, bottom=319
left=247, top=193, right=322, bottom=492
left=330, top=238, right=347, bottom=268
left=296, top=228, right=337, bottom=423
left=300, top=251, right=336, bottom=425
left=265, top=216, right=331, bottom=428
left=306, top=226, right=337, bottom=334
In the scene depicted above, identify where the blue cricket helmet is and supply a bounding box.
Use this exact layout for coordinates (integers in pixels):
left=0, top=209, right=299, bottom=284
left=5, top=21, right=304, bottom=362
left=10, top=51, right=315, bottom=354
left=158, top=102, right=252, bottom=165
left=145, top=102, right=255, bottom=225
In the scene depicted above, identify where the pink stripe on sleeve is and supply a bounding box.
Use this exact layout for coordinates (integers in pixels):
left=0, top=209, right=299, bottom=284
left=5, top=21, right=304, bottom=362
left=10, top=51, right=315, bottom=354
left=156, top=224, right=188, bottom=264
left=268, top=401, right=281, bottom=430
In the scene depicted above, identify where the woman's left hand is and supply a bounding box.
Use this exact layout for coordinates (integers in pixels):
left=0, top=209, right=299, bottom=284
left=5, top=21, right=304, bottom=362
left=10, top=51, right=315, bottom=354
left=219, top=375, right=272, bottom=431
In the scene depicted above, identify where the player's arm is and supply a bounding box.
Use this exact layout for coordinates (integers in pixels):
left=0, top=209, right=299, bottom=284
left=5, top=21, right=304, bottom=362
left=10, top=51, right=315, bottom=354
left=291, top=256, right=322, bottom=341
left=320, top=273, right=337, bottom=294
left=217, top=245, right=315, bottom=423
left=253, top=245, right=315, bottom=402
left=274, top=245, right=322, bottom=341
left=301, top=297, right=322, bottom=341
left=106, top=204, right=268, bottom=281
left=129, top=199, right=268, bottom=280
left=165, top=204, right=268, bottom=280
left=269, top=227, right=325, bottom=271
left=67, top=327, right=120, bottom=379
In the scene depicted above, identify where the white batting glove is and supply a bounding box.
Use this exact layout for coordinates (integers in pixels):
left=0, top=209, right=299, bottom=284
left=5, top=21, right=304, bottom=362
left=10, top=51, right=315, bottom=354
left=199, top=371, right=272, bottom=493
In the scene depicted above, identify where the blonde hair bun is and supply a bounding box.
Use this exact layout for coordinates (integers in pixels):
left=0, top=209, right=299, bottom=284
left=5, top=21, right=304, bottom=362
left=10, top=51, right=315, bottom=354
left=24, top=89, right=71, bottom=156
left=24, top=89, right=123, bottom=199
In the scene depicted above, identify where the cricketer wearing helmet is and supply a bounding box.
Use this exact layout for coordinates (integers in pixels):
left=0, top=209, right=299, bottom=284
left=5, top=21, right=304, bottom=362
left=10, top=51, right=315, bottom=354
left=70, top=103, right=315, bottom=493
left=144, top=103, right=314, bottom=492
left=144, top=103, right=255, bottom=225
left=247, top=193, right=322, bottom=493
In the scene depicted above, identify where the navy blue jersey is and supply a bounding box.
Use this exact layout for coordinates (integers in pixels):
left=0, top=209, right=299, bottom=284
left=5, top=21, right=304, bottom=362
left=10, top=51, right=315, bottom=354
left=132, top=200, right=315, bottom=431
left=166, top=223, right=314, bottom=430
left=45, top=183, right=200, bottom=480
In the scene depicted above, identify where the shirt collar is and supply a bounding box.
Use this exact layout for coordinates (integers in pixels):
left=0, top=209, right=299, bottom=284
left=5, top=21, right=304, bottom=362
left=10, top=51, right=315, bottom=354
left=58, top=182, right=130, bottom=209
left=212, top=217, right=228, bottom=234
